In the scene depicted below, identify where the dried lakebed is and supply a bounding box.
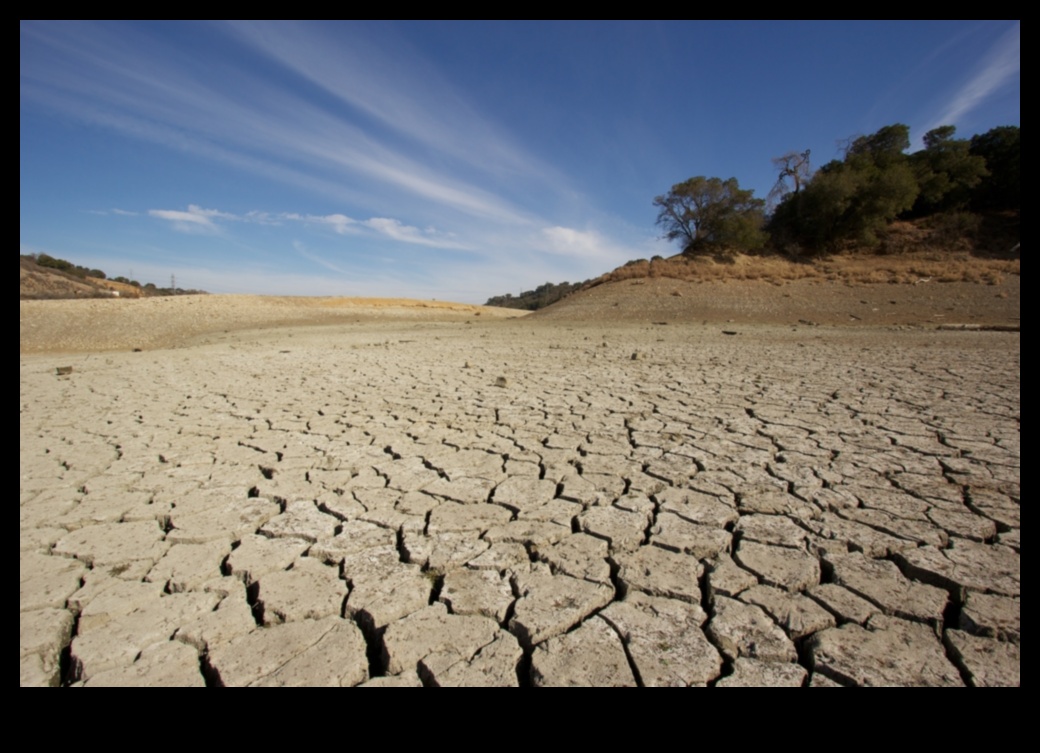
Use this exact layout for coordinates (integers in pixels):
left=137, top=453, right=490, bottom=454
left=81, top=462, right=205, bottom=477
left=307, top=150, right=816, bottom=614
left=20, top=318, right=1020, bottom=686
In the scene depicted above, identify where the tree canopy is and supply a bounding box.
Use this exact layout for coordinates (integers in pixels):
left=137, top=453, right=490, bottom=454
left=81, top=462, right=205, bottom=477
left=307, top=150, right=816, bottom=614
left=908, top=126, right=988, bottom=215
left=970, top=125, right=1020, bottom=211
left=654, top=122, right=1018, bottom=259
left=767, top=150, right=812, bottom=211
left=846, top=123, right=911, bottom=165
left=653, top=176, right=766, bottom=253
left=769, top=123, right=920, bottom=250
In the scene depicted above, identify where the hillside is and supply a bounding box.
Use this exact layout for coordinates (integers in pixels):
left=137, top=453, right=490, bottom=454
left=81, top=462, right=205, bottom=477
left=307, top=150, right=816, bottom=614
left=528, top=237, right=1019, bottom=329
left=19, top=256, right=118, bottom=299
left=485, top=280, right=588, bottom=310
left=19, top=295, right=526, bottom=354
left=20, top=255, right=204, bottom=300
left=530, top=273, right=1019, bottom=329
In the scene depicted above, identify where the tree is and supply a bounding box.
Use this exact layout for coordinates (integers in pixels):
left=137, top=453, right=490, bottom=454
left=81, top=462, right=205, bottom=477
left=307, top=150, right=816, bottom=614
left=36, top=253, right=73, bottom=272
left=769, top=160, right=857, bottom=251
left=767, top=149, right=812, bottom=211
left=908, top=125, right=988, bottom=215
left=846, top=123, right=911, bottom=166
left=970, top=125, right=1020, bottom=211
left=653, top=176, right=766, bottom=253
left=768, top=124, right=920, bottom=251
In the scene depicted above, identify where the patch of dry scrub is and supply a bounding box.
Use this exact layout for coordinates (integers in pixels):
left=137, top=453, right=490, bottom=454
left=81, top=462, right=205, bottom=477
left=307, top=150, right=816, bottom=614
left=585, top=215, right=1019, bottom=293
left=587, top=251, right=1018, bottom=291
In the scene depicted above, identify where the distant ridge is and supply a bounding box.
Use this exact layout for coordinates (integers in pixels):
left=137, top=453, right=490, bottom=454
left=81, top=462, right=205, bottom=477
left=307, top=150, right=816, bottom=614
left=20, top=254, right=204, bottom=300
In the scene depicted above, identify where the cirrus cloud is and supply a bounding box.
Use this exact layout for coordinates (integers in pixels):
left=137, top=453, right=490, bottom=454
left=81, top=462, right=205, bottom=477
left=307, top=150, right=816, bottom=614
left=148, top=204, right=236, bottom=233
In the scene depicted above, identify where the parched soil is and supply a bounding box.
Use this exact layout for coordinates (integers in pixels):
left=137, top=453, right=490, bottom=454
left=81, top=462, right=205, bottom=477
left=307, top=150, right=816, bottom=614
left=20, top=281, right=1019, bottom=686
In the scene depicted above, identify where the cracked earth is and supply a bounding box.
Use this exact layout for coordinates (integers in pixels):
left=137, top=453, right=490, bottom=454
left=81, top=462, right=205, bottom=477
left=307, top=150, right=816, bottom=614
left=20, top=304, right=1020, bottom=686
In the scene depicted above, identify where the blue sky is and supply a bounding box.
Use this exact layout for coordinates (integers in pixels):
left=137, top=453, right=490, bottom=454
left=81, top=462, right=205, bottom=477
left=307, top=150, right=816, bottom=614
left=20, top=21, right=1020, bottom=302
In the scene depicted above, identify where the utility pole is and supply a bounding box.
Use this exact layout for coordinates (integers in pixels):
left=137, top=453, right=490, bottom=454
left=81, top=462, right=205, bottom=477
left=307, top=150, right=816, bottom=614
left=171, top=274, right=176, bottom=294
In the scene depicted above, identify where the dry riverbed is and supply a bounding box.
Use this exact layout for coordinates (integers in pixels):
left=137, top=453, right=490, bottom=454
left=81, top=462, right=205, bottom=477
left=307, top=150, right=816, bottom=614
left=20, top=292, right=1020, bottom=685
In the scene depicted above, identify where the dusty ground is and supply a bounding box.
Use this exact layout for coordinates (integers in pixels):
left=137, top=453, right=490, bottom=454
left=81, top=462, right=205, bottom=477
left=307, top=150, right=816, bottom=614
left=537, top=274, right=1020, bottom=328
left=20, top=283, right=1020, bottom=686
left=19, top=295, right=523, bottom=354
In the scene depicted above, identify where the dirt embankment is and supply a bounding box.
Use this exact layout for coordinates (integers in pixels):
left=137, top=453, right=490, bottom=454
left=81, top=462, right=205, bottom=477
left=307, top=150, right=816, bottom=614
left=531, top=274, right=1020, bottom=329
left=20, top=259, right=115, bottom=300
left=19, top=295, right=527, bottom=354
left=22, top=274, right=1019, bottom=356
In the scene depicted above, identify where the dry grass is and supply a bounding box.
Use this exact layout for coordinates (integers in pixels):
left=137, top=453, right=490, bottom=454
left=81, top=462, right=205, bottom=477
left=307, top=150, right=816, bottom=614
left=589, top=251, right=1018, bottom=290
left=587, top=215, right=1019, bottom=292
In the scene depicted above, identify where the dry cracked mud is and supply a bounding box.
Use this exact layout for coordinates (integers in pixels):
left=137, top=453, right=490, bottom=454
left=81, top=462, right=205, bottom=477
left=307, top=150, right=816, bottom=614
left=20, top=295, right=1020, bottom=686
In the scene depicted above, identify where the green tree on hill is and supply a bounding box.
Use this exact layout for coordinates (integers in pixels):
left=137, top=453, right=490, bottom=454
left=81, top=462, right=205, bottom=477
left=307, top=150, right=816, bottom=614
left=909, top=126, right=988, bottom=215
left=653, top=176, right=766, bottom=254
left=769, top=123, right=920, bottom=251
left=970, top=125, right=1020, bottom=211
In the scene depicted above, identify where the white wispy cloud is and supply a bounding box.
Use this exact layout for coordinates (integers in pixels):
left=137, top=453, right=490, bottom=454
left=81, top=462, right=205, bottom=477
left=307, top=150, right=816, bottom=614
left=292, top=239, right=347, bottom=274
left=223, top=21, right=557, bottom=184
left=145, top=202, right=472, bottom=250
left=79, top=217, right=653, bottom=301
left=243, top=210, right=283, bottom=225
left=148, top=204, right=236, bottom=233
left=20, top=22, right=650, bottom=300
left=303, top=213, right=357, bottom=235
left=20, top=21, right=548, bottom=227
left=85, top=208, right=138, bottom=216
left=362, top=218, right=470, bottom=249
left=926, top=22, right=1020, bottom=132
left=538, top=226, right=635, bottom=266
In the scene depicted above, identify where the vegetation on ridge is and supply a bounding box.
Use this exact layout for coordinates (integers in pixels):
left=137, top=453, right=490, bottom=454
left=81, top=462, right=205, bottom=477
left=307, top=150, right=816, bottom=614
left=485, top=280, right=589, bottom=310
left=659, top=122, right=1018, bottom=257
left=20, top=254, right=206, bottom=300
left=485, top=122, right=1019, bottom=310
